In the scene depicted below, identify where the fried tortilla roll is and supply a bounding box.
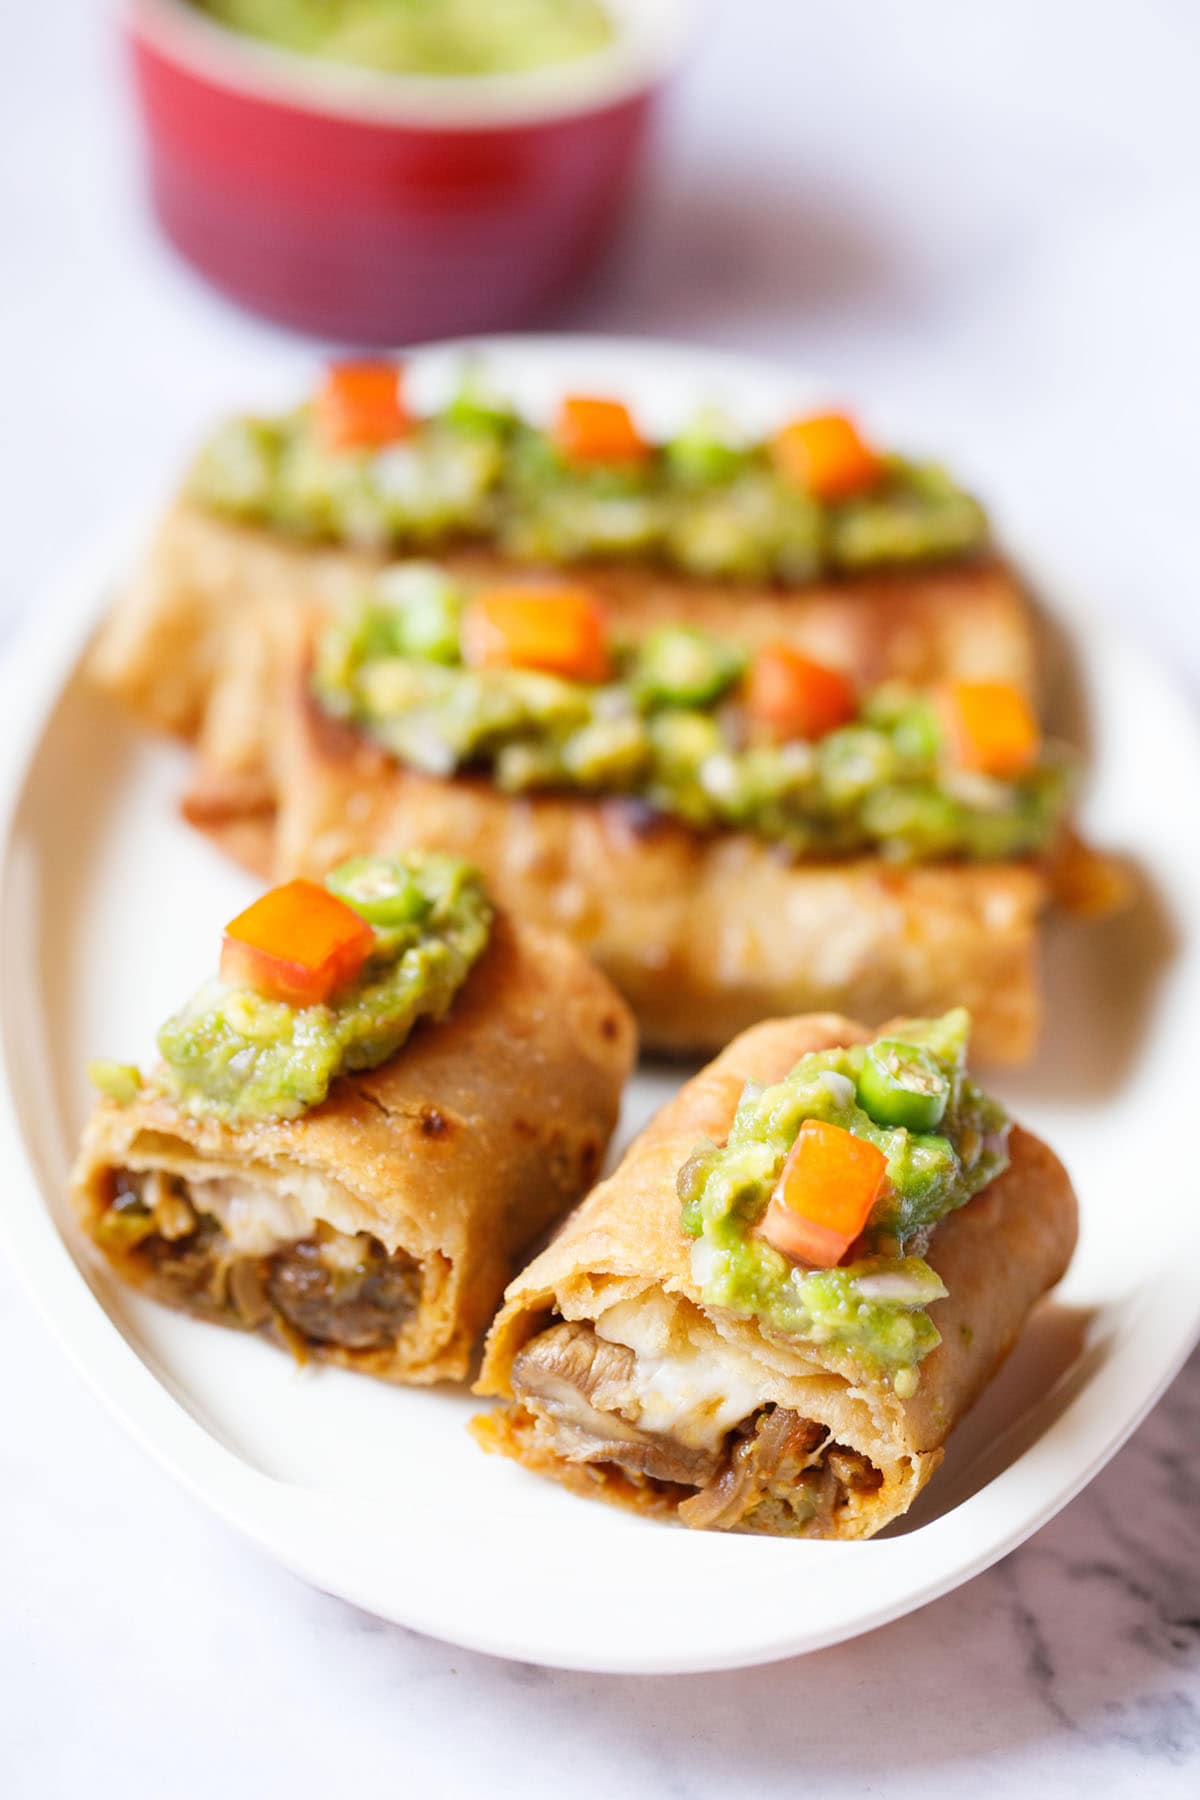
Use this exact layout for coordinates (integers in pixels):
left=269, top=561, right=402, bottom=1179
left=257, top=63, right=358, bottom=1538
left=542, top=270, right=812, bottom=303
left=266, top=691, right=1048, bottom=1063
left=72, top=860, right=635, bottom=1384
left=475, top=1012, right=1077, bottom=1537
left=177, top=533, right=1073, bottom=1063
left=89, top=500, right=1035, bottom=808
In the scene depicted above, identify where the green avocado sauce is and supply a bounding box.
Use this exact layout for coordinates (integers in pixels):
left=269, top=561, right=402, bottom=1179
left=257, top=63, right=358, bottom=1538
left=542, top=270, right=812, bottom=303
left=190, top=0, right=615, bottom=77
left=185, top=369, right=989, bottom=582
left=98, top=854, right=492, bottom=1124
left=312, top=565, right=1069, bottom=862
left=677, top=1010, right=1010, bottom=1386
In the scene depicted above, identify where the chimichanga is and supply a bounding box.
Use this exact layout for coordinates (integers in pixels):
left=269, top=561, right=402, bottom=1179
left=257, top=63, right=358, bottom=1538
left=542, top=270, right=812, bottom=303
left=263, top=683, right=1050, bottom=1062
left=176, top=537, right=1122, bottom=1061
left=71, top=855, right=635, bottom=1384
left=474, top=1011, right=1077, bottom=1537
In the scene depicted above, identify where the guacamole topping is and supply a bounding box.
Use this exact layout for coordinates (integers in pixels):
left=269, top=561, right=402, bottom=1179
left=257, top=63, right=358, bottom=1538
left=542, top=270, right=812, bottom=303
left=187, top=375, right=988, bottom=582
left=677, top=1011, right=1010, bottom=1383
left=190, top=0, right=615, bottom=76
left=313, top=567, right=1069, bottom=861
left=109, top=854, right=492, bottom=1123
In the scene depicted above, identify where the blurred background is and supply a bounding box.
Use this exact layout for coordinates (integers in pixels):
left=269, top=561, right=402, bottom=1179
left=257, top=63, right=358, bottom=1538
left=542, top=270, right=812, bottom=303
left=3, top=0, right=1199, bottom=682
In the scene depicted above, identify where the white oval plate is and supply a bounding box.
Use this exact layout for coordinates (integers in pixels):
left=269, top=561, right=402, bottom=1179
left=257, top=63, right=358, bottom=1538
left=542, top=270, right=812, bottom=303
left=1, top=338, right=1198, bottom=1675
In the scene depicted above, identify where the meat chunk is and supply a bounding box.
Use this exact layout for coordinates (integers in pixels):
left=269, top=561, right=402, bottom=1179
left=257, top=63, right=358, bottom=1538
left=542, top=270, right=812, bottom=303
left=266, top=1239, right=421, bottom=1350
left=510, top=1322, right=723, bottom=1486
left=512, top=1320, right=638, bottom=1412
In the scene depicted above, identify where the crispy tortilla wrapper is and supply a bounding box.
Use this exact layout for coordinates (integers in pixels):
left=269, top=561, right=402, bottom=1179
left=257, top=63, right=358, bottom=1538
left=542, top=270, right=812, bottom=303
left=89, top=500, right=1036, bottom=800
left=71, top=915, right=635, bottom=1385
left=474, top=1014, right=1077, bottom=1538
left=250, top=684, right=1047, bottom=1063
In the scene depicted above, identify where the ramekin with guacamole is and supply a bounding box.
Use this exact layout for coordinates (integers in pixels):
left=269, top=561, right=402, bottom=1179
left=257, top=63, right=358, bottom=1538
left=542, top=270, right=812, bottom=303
left=129, top=5, right=683, bottom=338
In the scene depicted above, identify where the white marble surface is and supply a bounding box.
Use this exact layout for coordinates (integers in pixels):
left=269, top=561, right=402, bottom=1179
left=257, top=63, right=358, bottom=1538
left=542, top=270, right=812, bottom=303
left=3, top=1, right=1200, bottom=1793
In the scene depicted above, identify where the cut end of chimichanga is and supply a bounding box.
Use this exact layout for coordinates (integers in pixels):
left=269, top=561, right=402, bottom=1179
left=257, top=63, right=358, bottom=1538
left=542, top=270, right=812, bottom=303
left=472, top=1016, right=1078, bottom=1538
left=71, top=915, right=635, bottom=1385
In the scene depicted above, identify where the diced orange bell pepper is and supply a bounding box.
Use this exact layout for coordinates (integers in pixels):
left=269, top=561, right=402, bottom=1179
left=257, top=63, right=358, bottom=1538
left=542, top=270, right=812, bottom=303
left=759, top=1119, right=888, bottom=1268
left=772, top=412, right=882, bottom=500
left=939, top=680, right=1040, bottom=778
left=745, top=644, right=858, bottom=740
left=552, top=394, right=650, bottom=466
left=462, top=585, right=611, bottom=683
left=220, top=880, right=375, bottom=1008
left=313, top=361, right=411, bottom=452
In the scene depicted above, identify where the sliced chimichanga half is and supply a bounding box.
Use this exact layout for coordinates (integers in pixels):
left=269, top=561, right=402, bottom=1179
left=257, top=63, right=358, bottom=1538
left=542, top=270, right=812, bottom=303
left=88, top=362, right=1034, bottom=806
left=474, top=1009, right=1077, bottom=1537
left=71, top=854, right=635, bottom=1384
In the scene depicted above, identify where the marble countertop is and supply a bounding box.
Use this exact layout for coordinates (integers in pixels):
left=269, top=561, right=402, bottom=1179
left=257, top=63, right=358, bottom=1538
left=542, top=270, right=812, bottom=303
left=3, top=2, right=1199, bottom=1793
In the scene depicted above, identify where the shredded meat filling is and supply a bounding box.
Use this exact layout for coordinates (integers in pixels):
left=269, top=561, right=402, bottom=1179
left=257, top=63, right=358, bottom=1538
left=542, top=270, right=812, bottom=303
left=678, top=1408, right=829, bottom=1531
left=98, top=1170, right=420, bottom=1352
left=511, top=1318, right=886, bottom=1534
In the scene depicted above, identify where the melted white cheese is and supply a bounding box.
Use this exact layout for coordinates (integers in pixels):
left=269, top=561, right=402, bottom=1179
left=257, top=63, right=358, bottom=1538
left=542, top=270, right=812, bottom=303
left=593, top=1296, right=765, bottom=1451
left=189, top=1176, right=322, bottom=1257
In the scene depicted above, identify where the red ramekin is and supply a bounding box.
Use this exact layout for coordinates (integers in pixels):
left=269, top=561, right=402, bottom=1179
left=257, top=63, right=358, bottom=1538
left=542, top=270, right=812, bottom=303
left=125, top=0, right=692, bottom=342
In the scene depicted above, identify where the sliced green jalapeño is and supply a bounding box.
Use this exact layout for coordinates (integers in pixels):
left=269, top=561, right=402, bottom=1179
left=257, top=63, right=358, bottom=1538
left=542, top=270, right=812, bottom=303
left=856, top=1039, right=950, bottom=1133
left=630, top=626, right=746, bottom=709
left=326, top=855, right=431, bottom=927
